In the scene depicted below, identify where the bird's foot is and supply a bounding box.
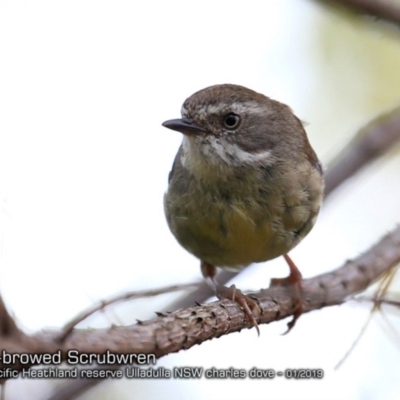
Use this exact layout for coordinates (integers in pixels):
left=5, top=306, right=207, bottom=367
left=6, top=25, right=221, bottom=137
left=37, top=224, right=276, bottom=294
left=200, top=261, right=261, bottom=335
left=270, top=254, right=304, bottom=334
left=215, top=283, right=261, bottom=336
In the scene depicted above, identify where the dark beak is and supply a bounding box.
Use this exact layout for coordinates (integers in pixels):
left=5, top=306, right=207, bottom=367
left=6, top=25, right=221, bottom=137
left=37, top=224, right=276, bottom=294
left=162, top=118, right=208, bottom=136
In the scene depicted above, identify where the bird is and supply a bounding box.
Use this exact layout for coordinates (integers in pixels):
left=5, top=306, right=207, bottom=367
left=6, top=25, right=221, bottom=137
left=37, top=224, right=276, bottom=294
left=162, top=84, right=324, bottom=333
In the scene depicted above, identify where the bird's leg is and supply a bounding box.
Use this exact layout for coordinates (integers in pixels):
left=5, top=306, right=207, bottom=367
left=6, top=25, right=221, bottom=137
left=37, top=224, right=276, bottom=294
left=201, top=261, right=260, bottom=335
left=270, top=253, right=303, bottom=333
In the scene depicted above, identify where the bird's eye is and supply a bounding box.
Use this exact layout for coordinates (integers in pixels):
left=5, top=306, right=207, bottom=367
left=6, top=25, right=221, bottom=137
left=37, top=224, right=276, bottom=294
left=223, top=113, right=240, bottom=129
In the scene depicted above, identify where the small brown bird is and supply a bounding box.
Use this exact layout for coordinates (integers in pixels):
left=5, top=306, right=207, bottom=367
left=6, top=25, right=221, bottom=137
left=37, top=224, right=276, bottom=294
left=162, top=84, right=324, bottom=333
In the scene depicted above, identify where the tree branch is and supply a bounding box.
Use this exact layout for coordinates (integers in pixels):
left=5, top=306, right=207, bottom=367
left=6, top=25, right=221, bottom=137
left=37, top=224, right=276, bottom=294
left=1, top=225, right=400, bottom=377
left=325, top=106, right=400, bottom=196
left=317, top=0, right=400, bottom=28
left=0, top=296, right=21, bottom=338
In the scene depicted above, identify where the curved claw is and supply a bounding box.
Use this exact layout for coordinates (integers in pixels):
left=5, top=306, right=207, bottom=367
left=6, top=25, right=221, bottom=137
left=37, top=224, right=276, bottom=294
left=216, top=284, right=261, bottom=336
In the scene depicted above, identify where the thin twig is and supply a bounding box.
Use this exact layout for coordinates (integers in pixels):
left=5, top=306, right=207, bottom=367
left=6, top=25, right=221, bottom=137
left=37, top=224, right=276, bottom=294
left=378, top=308, right=400, bottom=349
left=335, top=265, right=398, bottom=369
left=335, top=303, right=376, bottom=370
left=59, top=282, right=200, bottom=342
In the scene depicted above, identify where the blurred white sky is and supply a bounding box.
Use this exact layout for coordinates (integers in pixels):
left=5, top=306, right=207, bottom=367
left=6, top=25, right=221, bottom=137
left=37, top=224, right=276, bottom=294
left=1, top=1, right=400, bottom=400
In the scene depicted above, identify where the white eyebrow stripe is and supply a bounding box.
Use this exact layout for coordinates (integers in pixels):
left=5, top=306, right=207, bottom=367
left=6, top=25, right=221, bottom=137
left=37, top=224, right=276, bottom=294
left=181, top=101, right=266, bottom=118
